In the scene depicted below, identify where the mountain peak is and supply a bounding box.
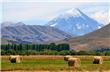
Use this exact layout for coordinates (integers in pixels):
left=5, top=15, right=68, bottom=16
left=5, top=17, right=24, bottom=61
left=65, top=8, right=82, bottom=17
left=15, top=22, right=25, bottom=26
left=1, top=22, right=25, bottom=27
left=57, top=8, right=83, bottom=20
left=1, top=21, right=14, bottom=27
left=47, top=8, right=101, bottom=36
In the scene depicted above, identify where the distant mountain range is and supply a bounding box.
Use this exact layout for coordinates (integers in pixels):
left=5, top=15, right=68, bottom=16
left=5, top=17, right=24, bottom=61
left=1, top=8, right=109, bottom=52
left=47, top=8, right=102, bottom=36
left=1, top=22, right=71, bottom=44
left=1, top=23, right=110, bottom=51
left=66, top=23, right=110, bottom=51
left=1, top=22, right=25, bottom=27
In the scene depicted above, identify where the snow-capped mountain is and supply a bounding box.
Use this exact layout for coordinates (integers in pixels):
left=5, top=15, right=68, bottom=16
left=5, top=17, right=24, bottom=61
left=46, top=8, right=103, bottom=36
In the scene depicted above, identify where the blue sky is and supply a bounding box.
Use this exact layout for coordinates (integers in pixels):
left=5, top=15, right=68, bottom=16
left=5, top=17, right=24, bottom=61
left=1, top=0, right=110, bottom=25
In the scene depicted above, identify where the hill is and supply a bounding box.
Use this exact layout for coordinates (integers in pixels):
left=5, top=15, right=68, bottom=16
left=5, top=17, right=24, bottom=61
left=67, top=23, right=110, bottom=51
left=1, top=23, right=71, bottom=44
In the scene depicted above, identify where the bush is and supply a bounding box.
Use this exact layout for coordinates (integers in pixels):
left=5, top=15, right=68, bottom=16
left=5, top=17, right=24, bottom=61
left=77, top=51, right=87, bottom=55
left=104, top=51, right=110, bottom=56
left=5, top=49, right=16, bottom=55
left=69, top=50, right=77, bottom=55
left=1, top=50, right=6, bottom=55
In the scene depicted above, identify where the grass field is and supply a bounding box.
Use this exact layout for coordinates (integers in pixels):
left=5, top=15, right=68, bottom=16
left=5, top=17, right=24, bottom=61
left=1, top=55, right=110, bottom=72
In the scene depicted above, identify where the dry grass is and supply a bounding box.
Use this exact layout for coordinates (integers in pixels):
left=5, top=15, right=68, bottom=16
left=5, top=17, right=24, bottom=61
left=2, top=55, right=110, bottom=60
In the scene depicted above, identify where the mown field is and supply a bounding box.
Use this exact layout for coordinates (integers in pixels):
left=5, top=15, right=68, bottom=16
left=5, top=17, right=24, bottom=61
left=1, top=55, right=110, bottom=72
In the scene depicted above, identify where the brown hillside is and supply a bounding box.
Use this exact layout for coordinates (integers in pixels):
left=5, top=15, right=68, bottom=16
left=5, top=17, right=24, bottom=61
left=68, top=23, right=110, bottom=51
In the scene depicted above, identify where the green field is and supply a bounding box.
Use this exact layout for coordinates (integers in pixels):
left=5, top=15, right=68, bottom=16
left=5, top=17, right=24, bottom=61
left=1, top=55, right=110, bottom=72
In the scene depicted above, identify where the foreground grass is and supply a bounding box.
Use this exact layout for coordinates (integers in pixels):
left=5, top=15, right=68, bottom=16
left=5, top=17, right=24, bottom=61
left=1, top=55, right=110, bottom=71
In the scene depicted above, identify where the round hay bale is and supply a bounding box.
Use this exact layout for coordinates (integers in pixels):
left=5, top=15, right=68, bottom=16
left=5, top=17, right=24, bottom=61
left=68, top=58, right=80, bottom=67
left=9, top=55, right=22, bottom=63
left=64, top=55, right=73, bottom=61
left=93, top=56, right=103, bottom=64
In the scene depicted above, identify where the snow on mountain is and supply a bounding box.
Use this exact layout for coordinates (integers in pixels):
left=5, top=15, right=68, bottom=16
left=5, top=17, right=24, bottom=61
left=50, top=23, right=57, bottom=27
left=46, top=8, right=103, bottom=36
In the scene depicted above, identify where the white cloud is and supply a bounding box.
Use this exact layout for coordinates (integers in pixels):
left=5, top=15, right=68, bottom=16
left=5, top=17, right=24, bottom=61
left=79, top=3, right=109, bottom=25
left=91, top=11, right=109, bottom=25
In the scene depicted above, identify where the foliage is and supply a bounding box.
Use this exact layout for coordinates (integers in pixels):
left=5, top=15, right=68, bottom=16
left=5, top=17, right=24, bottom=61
left=1, top=43, right=70, bottom=55
left=1, top=44, right=110, bottom=56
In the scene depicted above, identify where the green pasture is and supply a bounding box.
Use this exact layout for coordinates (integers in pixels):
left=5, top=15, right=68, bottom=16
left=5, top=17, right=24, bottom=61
left=1, top=57, right=110, bottom=71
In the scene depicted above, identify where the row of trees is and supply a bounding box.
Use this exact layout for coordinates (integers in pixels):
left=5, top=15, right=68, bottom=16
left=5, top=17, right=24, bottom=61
left=1, top=43, right=69, bottom=53
left=1, top=49, right=110, bottom=56
left=1, top=43, right=110, bottom=56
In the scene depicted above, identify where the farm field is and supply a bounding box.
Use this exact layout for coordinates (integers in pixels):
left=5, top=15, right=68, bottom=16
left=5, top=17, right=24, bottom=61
left=1, top=55, right=110, bottom=72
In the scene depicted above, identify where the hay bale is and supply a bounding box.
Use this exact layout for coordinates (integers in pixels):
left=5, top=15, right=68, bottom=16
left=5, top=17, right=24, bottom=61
left=93, top=56, right=103, bottom=64
left=68, top=58, right=80, bottom=67
left=9, top=55, right=22, bottom=63
left=64, top=55, right=73, bottom=61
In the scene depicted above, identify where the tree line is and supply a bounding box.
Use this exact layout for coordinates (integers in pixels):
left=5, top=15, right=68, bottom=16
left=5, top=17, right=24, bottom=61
left=1, top=43, right=110, bottom=56
left=1, top=43, right=70, bottom=55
